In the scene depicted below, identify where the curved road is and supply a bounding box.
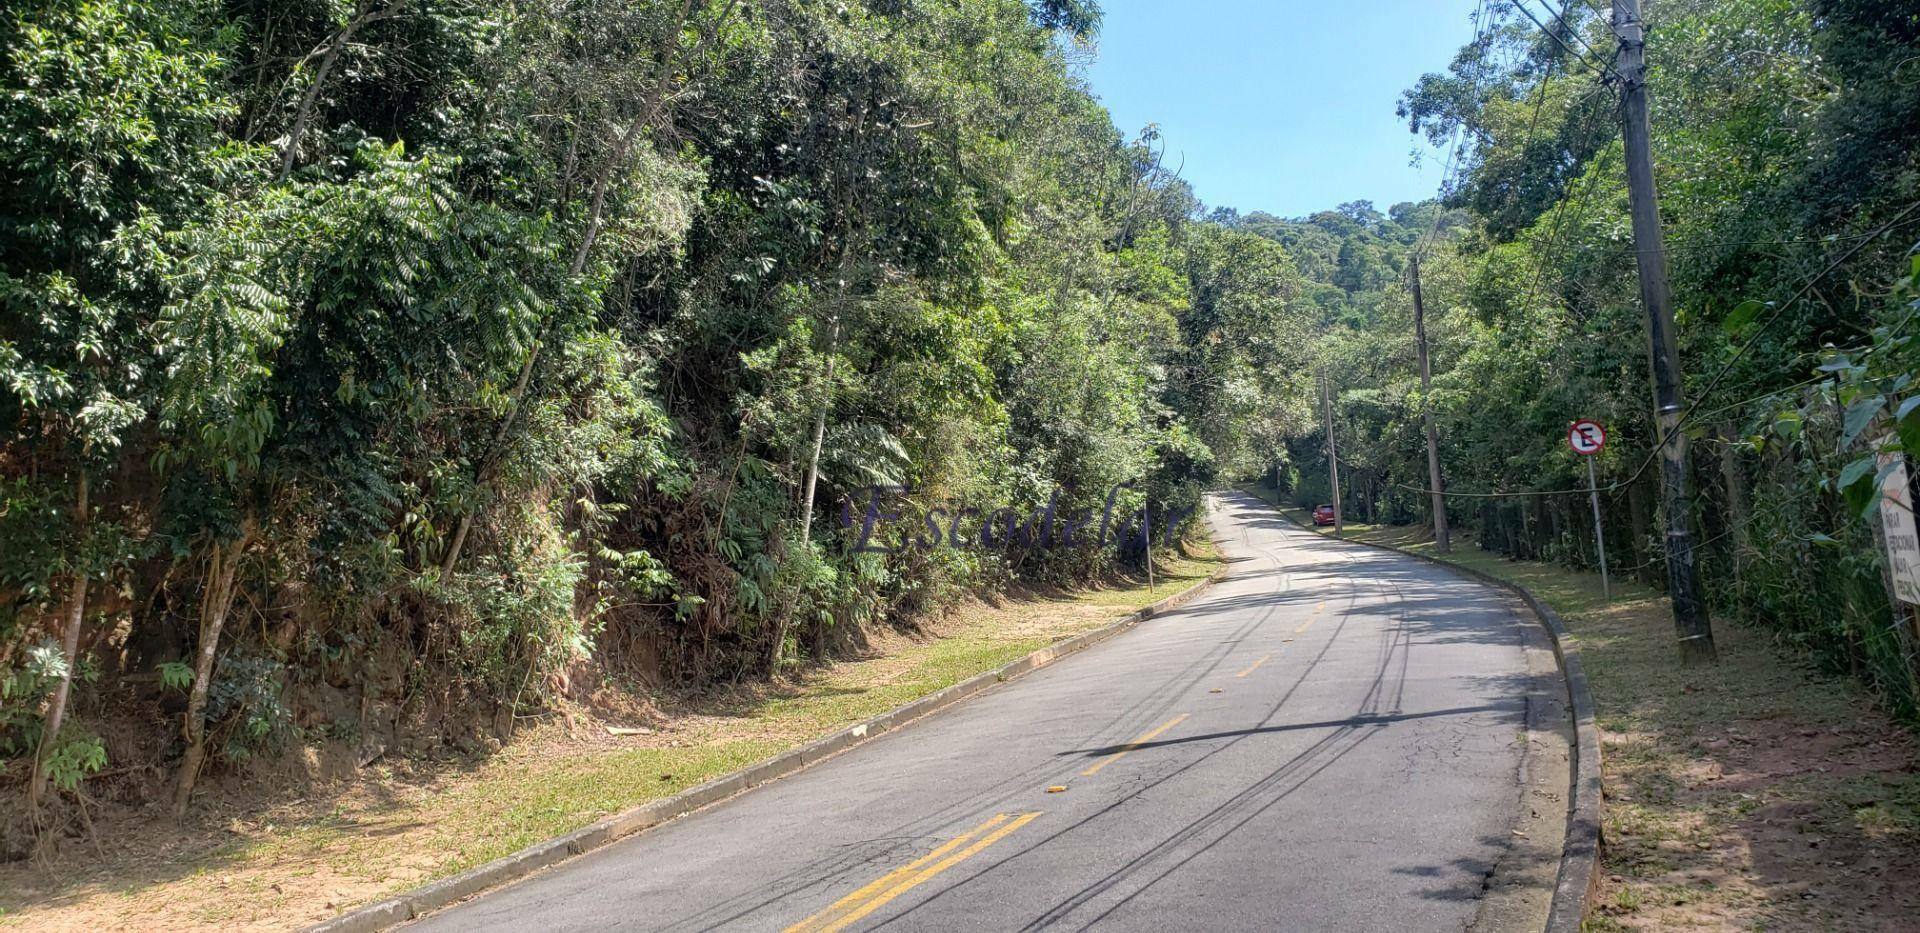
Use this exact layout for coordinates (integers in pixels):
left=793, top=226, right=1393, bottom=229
left=414, top=491, right=1565, bottom=932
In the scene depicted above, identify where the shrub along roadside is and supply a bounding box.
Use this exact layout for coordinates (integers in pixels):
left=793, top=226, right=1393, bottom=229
left=0, top=1, right=1302, bottom=838
left=0, top=546, right=1219, bottom=931
left=1250, top=486, right=1920, bottom=930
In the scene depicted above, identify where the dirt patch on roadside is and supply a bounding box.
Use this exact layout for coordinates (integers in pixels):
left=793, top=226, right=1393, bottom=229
left=1582, top=606, right=1920, bottom=931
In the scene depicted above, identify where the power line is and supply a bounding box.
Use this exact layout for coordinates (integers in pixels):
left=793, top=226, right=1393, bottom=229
left=1512, top=78, right=1619, bottom=318
left=1513, top=0, right=1616, bottom=79
left=1674, top=198, right=1920, bottom=438
left=1391, top=199, right=1920, bottom=502
left=1410, top=0, right=1501, bottom=264
left=1510, top=219, right=1920, bottom=257
left=1540, top=0, right=1610, bottom=63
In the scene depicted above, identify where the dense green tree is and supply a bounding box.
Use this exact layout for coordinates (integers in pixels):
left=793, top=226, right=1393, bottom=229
left=0, top=0, right=1297, bottom=838
left=1260, top=0, right=1920, bottom=719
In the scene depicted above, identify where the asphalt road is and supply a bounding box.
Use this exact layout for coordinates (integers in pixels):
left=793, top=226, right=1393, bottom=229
left=414, top=491, right=1559, bottom=932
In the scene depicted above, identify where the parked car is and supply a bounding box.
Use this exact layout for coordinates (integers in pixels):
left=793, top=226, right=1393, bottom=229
left=1313, top=504, right=1336, bottom=526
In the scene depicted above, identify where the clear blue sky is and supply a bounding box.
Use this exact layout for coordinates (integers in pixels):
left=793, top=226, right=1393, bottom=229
left=1083, top=1, right=1481, bottom=219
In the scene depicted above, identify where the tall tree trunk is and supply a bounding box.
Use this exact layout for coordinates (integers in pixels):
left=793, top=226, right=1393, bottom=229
left=172, top=535, right=245, bottom=818
left=28, top=472, right=88, bottom=809
left=275, top=0, right=406, bottom=182
left=796, top=314, right=842, bottom=553
left=773, top=308, right=842, bottom=673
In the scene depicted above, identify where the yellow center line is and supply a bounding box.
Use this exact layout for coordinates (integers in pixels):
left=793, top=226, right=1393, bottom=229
left=1080, top=714, right=1189, bottom=777
left=785, top=814, right=1008, bottom=933
left=1295, top=599, right=1326, bottom=635
left=1234, top=654, right=1271, bottom=678
left=787, top=812, right=1042, bottom=933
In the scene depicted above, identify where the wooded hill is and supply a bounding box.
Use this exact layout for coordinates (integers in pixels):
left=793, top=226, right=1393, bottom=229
left=0, top=0, right=1306, bottom=845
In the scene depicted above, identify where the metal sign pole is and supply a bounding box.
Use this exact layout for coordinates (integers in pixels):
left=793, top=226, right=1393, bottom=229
left=1587, top=455, right=1611, bottom=600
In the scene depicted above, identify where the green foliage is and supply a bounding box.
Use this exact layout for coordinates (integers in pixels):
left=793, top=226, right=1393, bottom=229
left=203, top=654, right=297, bottom=763
left=1, top=642, right=69, bottom=758
left=0, top=0, right=1269, bottom=789
left=40, top=732, right=106, bottom=793
left=1814, top=257, right=1920, bottom=520
left=1273, top=0, right=1920, bottom=720
left=156, top=661, right=194, bottom=692
left=1, top=641, right=106, bottom=791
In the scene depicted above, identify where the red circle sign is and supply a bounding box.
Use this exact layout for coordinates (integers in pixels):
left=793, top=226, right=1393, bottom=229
left=1568, top=419, right=1607, bottom=456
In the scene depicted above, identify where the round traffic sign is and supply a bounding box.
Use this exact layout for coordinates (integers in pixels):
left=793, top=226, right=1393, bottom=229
left=1568, top=419, right=1607, bottom=456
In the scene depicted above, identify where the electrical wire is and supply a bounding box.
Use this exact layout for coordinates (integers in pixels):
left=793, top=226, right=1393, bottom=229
left=1677, top=198, right=1920, bottom=424
left=1518, top=0, right=1614, bottom=75
left=1372, top=0, right=1918, bottom=512
left=1410, top=0, right=1500, bottom=264
left=1390, top=203, right=1920, bottom=502
left=1513, top=0, right=1617, bottom=79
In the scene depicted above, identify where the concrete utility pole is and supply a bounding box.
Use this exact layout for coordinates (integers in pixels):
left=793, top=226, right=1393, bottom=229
left=1614, top=0, right=1715, bottom=663
left=1321, top=368, right=1344, bottom=536
left=1410, top=257, right=1450, bottom=553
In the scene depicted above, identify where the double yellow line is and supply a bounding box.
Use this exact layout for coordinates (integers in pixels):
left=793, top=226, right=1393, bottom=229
left=785, top=812, right=1041, bottom=933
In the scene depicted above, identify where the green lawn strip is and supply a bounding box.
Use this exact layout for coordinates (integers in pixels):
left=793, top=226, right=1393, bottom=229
left=198, top=545, right=1225, bottom=917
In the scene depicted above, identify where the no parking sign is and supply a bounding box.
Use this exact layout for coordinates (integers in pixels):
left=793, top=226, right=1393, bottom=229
left=1568, top=418, right=1610, bottom=598
left=1567, top=419, right=1607, bottom=456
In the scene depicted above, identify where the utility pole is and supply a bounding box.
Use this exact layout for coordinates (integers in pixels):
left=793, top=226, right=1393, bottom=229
left=1411, top=257, right=1450, bottom=553
left=1614, top=0, right=1715, bottom=663
left=1321, top=368, right=1344, bottom=536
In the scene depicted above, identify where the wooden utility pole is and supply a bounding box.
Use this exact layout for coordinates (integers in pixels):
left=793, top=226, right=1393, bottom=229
left=1410, top=257, right=1450, bottom=552
left=1614, top=0, right=1715, bottom=663
left=1321, top=368, right=1344, bottom=536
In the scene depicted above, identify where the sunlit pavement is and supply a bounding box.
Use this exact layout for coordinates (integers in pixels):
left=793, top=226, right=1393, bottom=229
left=413, top=491, right=1552, bottom=932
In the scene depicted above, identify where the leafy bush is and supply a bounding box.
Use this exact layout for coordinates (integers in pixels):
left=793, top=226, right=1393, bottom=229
left=204, top=654, right=297, bottom=764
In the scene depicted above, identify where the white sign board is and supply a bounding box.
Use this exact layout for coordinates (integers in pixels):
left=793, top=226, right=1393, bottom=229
left=1567, top=419, right=1607, bottom=456
left=1880, top=449, right=1920, bottom=606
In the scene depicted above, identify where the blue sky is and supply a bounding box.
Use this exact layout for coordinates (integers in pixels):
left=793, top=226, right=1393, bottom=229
left=1083, top=1, right=1482, bottom=219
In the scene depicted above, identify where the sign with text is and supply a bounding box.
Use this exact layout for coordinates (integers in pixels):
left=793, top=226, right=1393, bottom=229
left=1567, top=419, right=1607, bottom=456
left=1878, top=448, right=1920, bottom=605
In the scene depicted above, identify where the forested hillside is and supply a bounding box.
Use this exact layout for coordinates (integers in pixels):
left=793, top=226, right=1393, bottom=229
left=1257, top=0, right=1920, bottom=717
left=8, top=0, right=1920, bottom=877
left=0, top=0, right=1305, bottom=841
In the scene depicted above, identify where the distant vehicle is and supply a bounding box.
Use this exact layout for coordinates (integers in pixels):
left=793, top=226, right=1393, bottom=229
left=1312, top=505, right=1336, bottom=526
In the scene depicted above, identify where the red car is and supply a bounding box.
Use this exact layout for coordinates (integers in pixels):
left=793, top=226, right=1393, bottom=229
left=1312, top=505, right=1336, bottom=527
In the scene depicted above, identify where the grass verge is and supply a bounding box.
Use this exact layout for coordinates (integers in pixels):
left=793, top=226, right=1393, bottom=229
left=0, top=544, right=1219, bottom=931
left=1244, top=485, right=1920, bottom=930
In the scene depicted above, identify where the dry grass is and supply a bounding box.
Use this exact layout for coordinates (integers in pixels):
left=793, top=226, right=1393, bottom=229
left=0, top=546, right=1219, bottom=931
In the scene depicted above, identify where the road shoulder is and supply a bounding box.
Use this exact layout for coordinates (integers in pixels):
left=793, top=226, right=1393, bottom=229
left=310, top=555, right=1228, bottom=932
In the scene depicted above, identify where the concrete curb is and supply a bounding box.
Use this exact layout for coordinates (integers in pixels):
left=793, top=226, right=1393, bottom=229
left=308, top=565, right=1226, bottom=933
left=1284, top=519, right=1603, bottom=933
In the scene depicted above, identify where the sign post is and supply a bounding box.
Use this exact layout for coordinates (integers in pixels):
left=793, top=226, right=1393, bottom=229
left=1569, top=419, right=1611, bottom=599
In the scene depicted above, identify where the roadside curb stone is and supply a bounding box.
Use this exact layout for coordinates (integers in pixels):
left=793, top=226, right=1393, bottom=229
left=1285, top=515, right=1603, bottom=933
left=307, top=560, right=1225, bottom=933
